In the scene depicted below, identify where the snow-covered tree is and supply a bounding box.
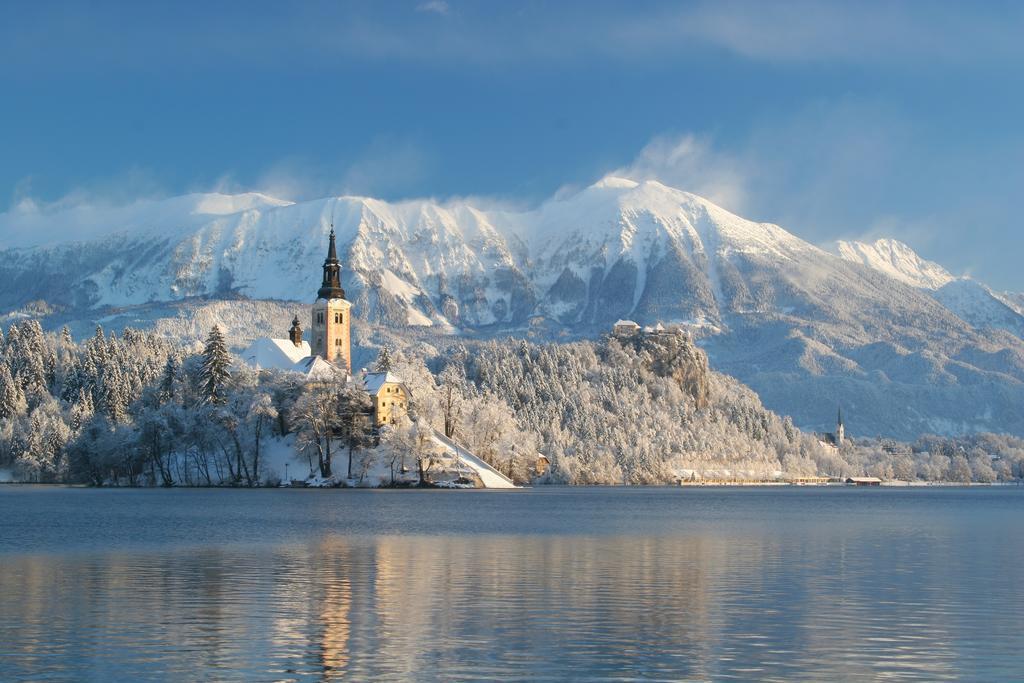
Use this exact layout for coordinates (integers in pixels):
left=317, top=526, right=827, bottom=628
left=247, top=393, right=278, bottom=483
left=292, top=382, right=344, bottom=479
left=337, top=383, right=373, bottom=480
left=0, top=361, right=27, bottom=420
left=198, top=326, right=231, bottom=405
left=374, top=345, right=394, bottom=372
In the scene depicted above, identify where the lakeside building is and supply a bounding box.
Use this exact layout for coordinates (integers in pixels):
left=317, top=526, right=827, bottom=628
left=240, top=229, right=515, bottom=487
left=846, top=477, right=882, bottom=486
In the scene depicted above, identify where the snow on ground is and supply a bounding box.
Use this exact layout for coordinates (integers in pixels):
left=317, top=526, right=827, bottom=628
left=430, top=430, right=517, bottom=489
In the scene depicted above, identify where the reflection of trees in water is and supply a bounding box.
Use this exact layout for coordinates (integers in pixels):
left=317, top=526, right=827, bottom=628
left=2, top=530, right=1019, bottom=680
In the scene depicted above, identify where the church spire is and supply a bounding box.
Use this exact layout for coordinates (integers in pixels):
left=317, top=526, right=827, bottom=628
left=327, top=226, right=338, bottom=261
left=317, top=227, right=345, bottom=300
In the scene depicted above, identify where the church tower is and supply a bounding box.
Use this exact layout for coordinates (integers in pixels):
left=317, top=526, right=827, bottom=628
left=311, top=228, right=352, bottom=372
left=836, top=407, right=845, bottom=446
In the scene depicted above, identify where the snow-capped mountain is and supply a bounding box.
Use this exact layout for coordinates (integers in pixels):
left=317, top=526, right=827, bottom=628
left=834, top=238, right=955, bottom=290
left=834, top=238, right=1024, bottom=338
left=2, top=178, right=1024, bottom=440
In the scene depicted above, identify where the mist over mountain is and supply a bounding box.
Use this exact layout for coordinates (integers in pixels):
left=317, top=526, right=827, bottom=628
left=2, top=178, right=1022, bottom=440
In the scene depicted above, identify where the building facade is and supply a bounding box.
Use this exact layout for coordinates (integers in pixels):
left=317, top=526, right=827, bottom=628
left=364, top=371, right=410, bottom=427
left=311, top=229, right=352, bottom=372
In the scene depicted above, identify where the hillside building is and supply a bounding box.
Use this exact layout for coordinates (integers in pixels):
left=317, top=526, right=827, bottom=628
left=613, top=319, right=641, bottom=337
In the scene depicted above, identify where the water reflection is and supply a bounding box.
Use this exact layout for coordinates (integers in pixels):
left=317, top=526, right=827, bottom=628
left=1, top=489, right=1022, bottom=681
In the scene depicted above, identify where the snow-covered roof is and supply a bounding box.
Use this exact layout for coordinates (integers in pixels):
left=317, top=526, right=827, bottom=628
left=240, top=338, right=311, bottom=371
left=363, top=371, right=406, bottom=396
left=240, top=337, right=348, bottom=382
left=297, top=356, right=347, bottom=383
left=614, top=319, right=640, bottom=328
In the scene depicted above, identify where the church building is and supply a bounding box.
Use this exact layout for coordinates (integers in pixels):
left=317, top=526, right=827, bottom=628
left=240, top=228, right=408, bottom=427
left=821, top=407, right=846, bottom=448
left=311, top=229, right=352, bottom=372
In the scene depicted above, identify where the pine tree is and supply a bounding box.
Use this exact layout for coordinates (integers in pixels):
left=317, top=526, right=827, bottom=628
left=160, top=356, right=179, bottom=404
left=0, top=361, right=27, bottom=419
left=70, top=387, right=94, bottom=432
left=101, top=364, right=128, bottom=423
left=60, top=356, right=82, bottom=403
left=6, top=322, right=47, bottom=403
left=375, top=346, right=394, bottom=373
left=199, top=326, right=231, bottom=404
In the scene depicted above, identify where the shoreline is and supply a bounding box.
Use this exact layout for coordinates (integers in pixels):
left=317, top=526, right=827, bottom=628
left=1, top=481, right=1020, bottom=489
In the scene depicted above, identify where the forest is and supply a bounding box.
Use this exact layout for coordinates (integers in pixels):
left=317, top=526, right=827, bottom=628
left=1, top=319, right=1022, bottom=485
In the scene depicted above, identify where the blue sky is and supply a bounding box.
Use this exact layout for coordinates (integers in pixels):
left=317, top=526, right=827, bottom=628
left=2, top=0, right=1024, bottom=288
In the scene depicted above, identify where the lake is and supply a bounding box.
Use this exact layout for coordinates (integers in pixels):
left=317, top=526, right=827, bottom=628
left=1, top=486, right=1022, bottom=681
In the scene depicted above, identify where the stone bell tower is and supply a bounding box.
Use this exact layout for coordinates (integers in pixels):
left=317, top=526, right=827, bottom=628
left=311, top=228, right=352, bottom=372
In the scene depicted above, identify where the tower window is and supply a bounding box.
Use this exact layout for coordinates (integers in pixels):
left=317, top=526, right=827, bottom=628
left=334, top=312, right=341, bottom=324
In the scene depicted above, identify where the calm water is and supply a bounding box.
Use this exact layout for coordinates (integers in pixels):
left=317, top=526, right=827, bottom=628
left=1, top=487, right=1022, bottom=682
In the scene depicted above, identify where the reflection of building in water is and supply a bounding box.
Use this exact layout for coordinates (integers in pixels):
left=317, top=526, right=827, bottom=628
left=318, top=556, right=352, bottom=675
left=0, top=529, right=972, bottom=681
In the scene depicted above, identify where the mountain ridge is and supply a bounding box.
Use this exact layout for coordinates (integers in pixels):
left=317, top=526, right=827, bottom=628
left=1, top=178, right=1023, bottom=440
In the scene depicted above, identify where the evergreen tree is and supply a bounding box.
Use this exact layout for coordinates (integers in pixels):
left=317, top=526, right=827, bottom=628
left=199, top=326, right=231, bottom=404
left=60, top=357, right=82, bottom=403
left=101, top=364, right=128, bottom=423
left=70, top=387, right=94, bottom=432
left=6, top=322, right=48, bottom=403
left=0, top=361, right=27, bottom=419
left=375, top=346, right=394, bottom=373
left=160, top=356, right=179, bottom=404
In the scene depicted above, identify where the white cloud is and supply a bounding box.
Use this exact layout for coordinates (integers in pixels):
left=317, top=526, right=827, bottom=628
left=416, top=1, right=450, bottom=16
left=7, top=2, right=1023, bottom=73
left=612, top=134, right=750, bottom=213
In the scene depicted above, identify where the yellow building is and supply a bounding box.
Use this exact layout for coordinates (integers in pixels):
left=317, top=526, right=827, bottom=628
left=311, top=228, right=352, bottom=373
left=363, top=372, right=410, bottom=427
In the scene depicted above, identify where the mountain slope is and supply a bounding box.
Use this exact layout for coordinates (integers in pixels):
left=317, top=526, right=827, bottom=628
left=834, top=238, right=954, bottom=289
left=834, top=238, right=1024, bottom=339
left=2, top=179, right=1023, bottom=440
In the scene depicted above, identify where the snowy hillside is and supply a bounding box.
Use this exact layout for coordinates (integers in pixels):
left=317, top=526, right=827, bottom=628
left=2, top=179, right=1024, bottom=440
left=834, top=238, right=955, bottom=289
left=834, top=238, right=1024, bottom=339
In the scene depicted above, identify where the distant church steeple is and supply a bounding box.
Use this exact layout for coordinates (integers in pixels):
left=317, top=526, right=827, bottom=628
left=317, top=228, right=345, bottom=300
left=836, top=406, right=845, bottom=446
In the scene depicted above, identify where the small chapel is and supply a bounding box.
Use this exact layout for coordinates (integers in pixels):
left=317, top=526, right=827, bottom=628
left=241, top=229, right=409, bottom=427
